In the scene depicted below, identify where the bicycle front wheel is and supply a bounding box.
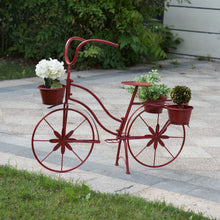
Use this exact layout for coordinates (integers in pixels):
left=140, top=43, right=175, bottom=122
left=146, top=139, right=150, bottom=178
left=32, top=108, right=96, bottom=172
left=127, top=109, right=185, bottom=168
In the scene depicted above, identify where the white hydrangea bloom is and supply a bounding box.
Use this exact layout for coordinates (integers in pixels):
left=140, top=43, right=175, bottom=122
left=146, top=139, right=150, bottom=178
left=35, top=58, right=66, bottom=79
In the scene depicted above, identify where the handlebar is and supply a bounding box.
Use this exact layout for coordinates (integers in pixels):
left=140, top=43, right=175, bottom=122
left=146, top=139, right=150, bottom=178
left=64, top=36, right=119, bottom=66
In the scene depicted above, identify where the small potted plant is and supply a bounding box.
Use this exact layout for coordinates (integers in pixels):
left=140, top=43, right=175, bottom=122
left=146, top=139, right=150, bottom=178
left=36, top=58, right=66, bottom=105
left=167, top=85, right=193, bottom=125
left=126, top=69, right=171, bottom=113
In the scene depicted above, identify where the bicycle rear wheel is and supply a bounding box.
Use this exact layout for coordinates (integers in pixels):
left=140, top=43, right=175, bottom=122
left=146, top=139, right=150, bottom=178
left=32, top=108, right=97, bottom=172
left=127, top=109, right=185, bottom=168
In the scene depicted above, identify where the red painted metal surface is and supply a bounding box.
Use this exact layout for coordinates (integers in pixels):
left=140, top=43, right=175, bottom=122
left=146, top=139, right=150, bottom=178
left=38, top=84, right=65, bottom=105
left=32, top=36, right=187, bottom=174
left=167, top=105, right=193, bottom=125
left=121, top=81, right=152, bottom=87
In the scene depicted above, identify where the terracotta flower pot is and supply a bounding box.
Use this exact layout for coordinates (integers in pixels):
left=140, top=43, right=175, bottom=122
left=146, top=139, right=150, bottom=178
left=38, top=84, right=65, bottom=105
left=143, top=97, right=167, bottom=114
left=167, top=105, right=193, bottom=125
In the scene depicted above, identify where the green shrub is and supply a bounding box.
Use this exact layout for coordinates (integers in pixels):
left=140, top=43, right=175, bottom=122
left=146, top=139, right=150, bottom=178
left=1, top=0, right=183, bottom=69
left=127, top=69, right=171, bottom=102
left=170, top=85, right=191, bottom=105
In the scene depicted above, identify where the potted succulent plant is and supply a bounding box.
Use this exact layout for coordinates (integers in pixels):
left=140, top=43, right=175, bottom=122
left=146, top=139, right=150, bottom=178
left=127, top=69, right=171, bottom=113
left=36, top=58, right=66, bottom=105
left=167, top=85, right=193, bottom=125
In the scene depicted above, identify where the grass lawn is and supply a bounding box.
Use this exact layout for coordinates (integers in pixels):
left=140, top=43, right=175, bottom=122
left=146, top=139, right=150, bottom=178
left=0, top=58, right=35, bottom=81
left=0, top=165, right=213, bottom=220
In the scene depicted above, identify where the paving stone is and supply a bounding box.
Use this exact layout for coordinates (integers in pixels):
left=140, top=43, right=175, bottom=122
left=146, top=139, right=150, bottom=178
left=188, top=188, right=220, bottom=203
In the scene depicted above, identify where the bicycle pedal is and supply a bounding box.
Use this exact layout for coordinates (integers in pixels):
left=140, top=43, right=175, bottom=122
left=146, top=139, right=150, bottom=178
left=105, top=139, right=119, bottom=144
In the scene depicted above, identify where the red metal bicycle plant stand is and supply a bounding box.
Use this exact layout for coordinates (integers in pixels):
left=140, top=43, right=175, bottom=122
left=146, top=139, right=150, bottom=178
left=32, top=36, right=186, bottom=174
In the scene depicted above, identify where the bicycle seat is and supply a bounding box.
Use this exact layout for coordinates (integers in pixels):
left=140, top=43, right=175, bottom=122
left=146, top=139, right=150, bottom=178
left=121, top=81, right=152, bottom=87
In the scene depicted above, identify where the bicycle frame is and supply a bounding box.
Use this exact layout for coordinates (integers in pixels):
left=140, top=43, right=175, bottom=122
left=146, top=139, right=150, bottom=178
left=32, top=36, right=187, bottom=174
left=65, top=81, right=152, bottom=173
left=63, top=37, right=153, bottom=173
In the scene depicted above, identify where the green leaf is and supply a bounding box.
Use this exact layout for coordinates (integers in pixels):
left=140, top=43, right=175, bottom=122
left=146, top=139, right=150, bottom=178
left=85, top=193, right=91, bottom=201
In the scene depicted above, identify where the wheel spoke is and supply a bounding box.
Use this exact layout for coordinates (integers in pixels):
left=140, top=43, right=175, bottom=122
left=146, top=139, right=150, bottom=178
left=159, top=120, right=170, bottom=136
left=135, top=145, right=148, bottom=158
left=41, top=151, right=53, bottom=162
left=53, top=143, right=61, bottom=151
left=139, top=115, right=154, bottom=133
left=73, top=119, right=86, bottom=133
left=54, top=131, right=62, bottom=138
left=61, top=154, right=64, bottom=171
left=49, top=139, right=59, bottom=143
left=34, top=139, right=53, bottom=142
left=147, top=139, right=154, bottom=147
left=66, top=143, right=73, bottom=151
left=158, top=139, right=165, bottom=147
left=157, top=114, right=160, bottom=125
left=167, top=135, right=184, bottom=139
left=139, top=115, right=149, bottom=127
left=154, top=141, right=158, bottom=150
left=66, top=130, right=74, bottom=138
left=44, top=118, right=56, bottom=132
left=153, top=149, right=156, bottom=166
left=61, top=145, right=65, bottom=154
left=148, top=126, right=155, bottom=135
left=161, top=135, right=169, bottom=139
left=68, top=144, right=83, bottom=162
left=162, top=145, right=175, bottom=158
